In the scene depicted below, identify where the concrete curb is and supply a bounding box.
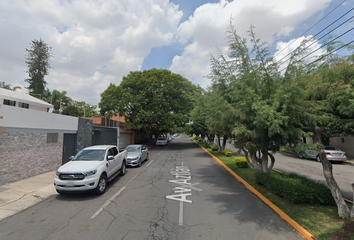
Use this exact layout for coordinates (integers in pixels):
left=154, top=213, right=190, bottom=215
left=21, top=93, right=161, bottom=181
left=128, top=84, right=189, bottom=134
left=191, top=139, right=314, bottom=240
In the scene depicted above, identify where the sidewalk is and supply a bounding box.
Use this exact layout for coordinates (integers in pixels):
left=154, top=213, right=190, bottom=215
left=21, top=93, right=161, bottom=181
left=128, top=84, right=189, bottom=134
left=0, top=171, right=57, bottom=221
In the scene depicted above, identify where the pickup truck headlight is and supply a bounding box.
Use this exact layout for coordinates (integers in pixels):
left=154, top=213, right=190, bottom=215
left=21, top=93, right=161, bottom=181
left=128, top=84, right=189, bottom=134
left=84, top=170, right=97, bottom=176
left=55, top=171, right=61, bottom=177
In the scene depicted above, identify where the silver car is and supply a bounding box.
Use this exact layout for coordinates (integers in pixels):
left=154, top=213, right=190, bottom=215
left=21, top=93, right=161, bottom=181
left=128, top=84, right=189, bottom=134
left=299, top=146, right=347, bottom=162
left=125, top=145, right=149, bottom=167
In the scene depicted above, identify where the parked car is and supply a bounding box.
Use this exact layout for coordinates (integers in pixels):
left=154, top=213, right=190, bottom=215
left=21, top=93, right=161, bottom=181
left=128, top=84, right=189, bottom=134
left=54, top=145, right=127, bottom=195
left=125, top=144, right=149, bottom=167
left=156, top=137, right=168, bottom=146
left=298, top=146, right=347, bottom=162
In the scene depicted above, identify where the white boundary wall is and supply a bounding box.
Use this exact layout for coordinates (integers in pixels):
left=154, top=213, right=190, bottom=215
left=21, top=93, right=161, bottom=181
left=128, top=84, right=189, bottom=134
left=0, top=104, right=77, bottom=133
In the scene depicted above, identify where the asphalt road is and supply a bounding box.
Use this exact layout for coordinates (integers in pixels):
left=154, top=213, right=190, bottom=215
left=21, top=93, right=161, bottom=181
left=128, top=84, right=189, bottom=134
left=224, top=141, right=354, bottom=202
left=0, top=135, right=302, bottom=240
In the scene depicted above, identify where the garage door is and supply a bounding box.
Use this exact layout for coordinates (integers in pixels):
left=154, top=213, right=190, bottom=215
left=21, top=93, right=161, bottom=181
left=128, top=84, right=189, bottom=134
left=119, top=133, right=131, bottom=149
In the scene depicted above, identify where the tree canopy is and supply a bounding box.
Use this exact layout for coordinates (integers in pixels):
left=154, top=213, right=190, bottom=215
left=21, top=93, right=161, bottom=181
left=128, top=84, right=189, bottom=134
left=205, top=24, right=309, bottom=173
left=99, top=68, right=197, bottom=138
left=25, top=39, right=52, bottom=98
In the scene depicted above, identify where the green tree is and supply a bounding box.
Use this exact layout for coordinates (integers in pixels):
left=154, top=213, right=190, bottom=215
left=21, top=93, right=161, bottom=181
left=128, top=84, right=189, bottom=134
left=0, top=82, right=21, bottom=91
left=48, top=90, right=72, bottom=112
left=25, top=39, right=52, bottom=97
left=208, top=24, right=307, bottom=173
left=62, top=104, right=81, bottom=117
left=304, top=55, right=354, bottom=219
left=99, top=69, right=197, bottom=140
left=190, top=90, right=212, bottom=143
left=204, top=90, right=235, bottom=152
left=0, top=81, right=11, bottom=90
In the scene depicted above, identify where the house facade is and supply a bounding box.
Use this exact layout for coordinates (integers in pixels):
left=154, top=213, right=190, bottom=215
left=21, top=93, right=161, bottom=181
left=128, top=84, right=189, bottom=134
left=0, top=88, right=81, bottom=185
left=0, top=88, right=148, bottom=186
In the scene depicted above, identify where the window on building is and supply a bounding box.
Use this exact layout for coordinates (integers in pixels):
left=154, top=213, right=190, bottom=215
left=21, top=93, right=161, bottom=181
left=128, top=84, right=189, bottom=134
left=3, top=99, right=16, bottom=106
left=47, top=133, right=58, bottom=143
left=18, top=102, right=29, bottom=109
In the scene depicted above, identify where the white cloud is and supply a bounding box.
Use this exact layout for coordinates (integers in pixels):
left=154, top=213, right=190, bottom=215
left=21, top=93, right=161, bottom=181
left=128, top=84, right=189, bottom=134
left=0, top=0, right=182, bottom=105
left=274, top=36, right=326, bottom=70
left=170, top=0, right=332, bottom=88
left=0, top=0, right=337, bottom=105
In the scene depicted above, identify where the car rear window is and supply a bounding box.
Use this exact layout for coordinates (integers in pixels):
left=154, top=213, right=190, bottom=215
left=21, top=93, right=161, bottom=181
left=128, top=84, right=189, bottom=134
left=323, top=146, right=338, bottom=150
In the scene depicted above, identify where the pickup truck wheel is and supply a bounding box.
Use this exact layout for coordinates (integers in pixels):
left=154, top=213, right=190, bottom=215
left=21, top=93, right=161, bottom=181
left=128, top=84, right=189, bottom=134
left=56, top=189, right=63, bottom=194
left=94, top=175, right=107, bottom=195
left=119, top=161, right=126, bottom=176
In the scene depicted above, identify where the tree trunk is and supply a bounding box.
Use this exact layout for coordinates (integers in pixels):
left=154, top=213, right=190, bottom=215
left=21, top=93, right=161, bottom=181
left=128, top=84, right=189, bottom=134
left=314, top=125, right=351, bottom=219
left=216, top=135, right=222, bottom=152
left=222, top=136, right=228, bottom=152
left=242, top=148, right=275, bottom=173
left=319, top=150, right=350, bottom=219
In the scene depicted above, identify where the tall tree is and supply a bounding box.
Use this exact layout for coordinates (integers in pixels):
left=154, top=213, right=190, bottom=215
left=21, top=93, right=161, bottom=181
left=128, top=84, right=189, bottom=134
left=25, top=39, right=52, bottom=98
left=208, top=24, right=308, bottom=173
left=305, top=55, right=354, bottom=219
left=190, top=90, right=213, bottom=144
left=99, top=69, right=197, bottom=140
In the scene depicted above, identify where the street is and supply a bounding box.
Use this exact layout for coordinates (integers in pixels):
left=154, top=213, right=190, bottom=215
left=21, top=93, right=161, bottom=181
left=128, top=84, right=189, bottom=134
left=0, top=134, right=302, bottom=240
left=224, top=141, right=354, bottom=202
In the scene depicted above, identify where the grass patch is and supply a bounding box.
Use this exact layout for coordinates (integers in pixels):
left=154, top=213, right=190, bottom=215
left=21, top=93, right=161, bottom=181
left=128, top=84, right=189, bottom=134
left=206, top=148, right=353, bottom=239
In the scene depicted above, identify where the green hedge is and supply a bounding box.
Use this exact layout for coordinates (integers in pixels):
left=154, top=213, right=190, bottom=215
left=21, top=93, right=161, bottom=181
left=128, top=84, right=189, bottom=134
left=211, top=144, right=218, bottom=151
left=235, top=157, right=249, bottom=168
left=222, top=150, right=233, bottom=157
left=256, top=172, right=335, bottom=205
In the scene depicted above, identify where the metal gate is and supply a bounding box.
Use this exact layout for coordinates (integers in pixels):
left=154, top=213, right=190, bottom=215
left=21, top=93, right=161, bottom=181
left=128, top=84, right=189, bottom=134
left=92, top=126, right=117, bottom=146
left=62, top=133, right=76, bottom=165
left=119, top=133, right=131, bottom=149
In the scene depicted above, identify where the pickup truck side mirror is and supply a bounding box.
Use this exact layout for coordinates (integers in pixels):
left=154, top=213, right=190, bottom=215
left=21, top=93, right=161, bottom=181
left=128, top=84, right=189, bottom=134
left=107, top=155, right=114, bottom=161
left=69, top=156, right=74, bottom=161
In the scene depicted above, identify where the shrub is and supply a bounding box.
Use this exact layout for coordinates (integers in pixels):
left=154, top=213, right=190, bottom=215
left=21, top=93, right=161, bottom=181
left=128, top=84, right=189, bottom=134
left=211, top=144, right=218, bottom=151
left=222, top=150, right=233, bottom=157
left=256, top=172, right=335, bottom=205
left=235, top=157, right=249, bottom=168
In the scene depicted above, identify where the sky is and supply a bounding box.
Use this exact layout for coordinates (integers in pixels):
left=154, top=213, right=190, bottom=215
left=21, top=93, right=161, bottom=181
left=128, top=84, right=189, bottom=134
left=0, top=0, right=353, bottom=106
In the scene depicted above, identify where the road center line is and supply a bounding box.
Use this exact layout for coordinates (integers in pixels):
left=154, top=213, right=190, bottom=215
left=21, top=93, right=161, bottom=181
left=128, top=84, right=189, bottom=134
left=179, top=201, right=183, bottom=225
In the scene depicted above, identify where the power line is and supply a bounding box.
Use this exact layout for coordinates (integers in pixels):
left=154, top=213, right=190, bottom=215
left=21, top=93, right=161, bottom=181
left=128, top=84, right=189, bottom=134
left=276, top=7, right=354, bottom=65
left=278, top=26, right=354, bottom=72
left=306, top=39, right=354, bottom=67
left=274, top=0, right=347, bottom=58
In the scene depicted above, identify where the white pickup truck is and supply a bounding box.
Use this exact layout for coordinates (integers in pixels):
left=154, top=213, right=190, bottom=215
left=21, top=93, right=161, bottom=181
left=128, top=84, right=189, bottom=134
left=54, top=145, right=127, bottom=195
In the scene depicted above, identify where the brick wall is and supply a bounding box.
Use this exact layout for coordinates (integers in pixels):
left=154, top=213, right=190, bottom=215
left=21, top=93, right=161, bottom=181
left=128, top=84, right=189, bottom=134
left=0, top=132, right=63, bottom=186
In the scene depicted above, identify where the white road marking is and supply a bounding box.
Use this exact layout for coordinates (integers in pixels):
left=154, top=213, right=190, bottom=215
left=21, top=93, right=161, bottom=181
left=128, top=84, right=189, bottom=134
left=146, top=159, right=154, bottom=168
left=179, top=201, right=183, bottom=225
left=90, top=173, right=139, bottom=219
left=166, top=164, right=203, bottom=226
left=90, top=186, right=126, bottom=219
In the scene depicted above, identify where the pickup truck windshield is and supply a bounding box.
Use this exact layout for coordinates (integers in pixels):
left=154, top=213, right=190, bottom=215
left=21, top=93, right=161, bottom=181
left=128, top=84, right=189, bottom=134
left=74, top=150, right=105, bottom=161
